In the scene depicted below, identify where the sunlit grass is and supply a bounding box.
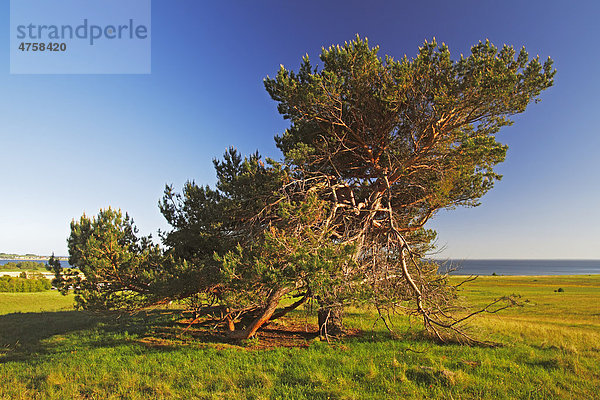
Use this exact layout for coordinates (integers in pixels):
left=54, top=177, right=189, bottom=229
left=0, top=275, right=598, bottom=399
left=0, top=291, right=74, bottom=314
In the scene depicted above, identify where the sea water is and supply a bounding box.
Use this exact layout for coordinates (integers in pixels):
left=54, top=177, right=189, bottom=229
left=0, top=259, right=71, bottom=268
left=435, top=259, right=600, bottom=276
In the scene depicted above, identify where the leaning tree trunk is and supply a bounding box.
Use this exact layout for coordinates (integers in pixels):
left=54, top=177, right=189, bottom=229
left=318, top=305, right=344, bottom=336
left=231, top=286, right=291, bottom=340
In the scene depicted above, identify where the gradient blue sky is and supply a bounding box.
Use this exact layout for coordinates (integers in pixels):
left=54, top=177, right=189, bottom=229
left=1, top=0, right=598, bottom=259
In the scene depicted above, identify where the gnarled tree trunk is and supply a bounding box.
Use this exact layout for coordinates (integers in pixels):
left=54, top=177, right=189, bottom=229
left=318, top=306, right=344, bottom=336
left=231, top=286, right=290, bottom=340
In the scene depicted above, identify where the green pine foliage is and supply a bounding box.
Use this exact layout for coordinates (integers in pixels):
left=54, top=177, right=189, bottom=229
left=62, top=208, right=166, bottom=310
left=265, top=35, right=554, bottom=219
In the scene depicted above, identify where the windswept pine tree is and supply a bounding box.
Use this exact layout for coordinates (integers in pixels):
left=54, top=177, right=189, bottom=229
left=56, top=37, right=554, bottom=343
left=262, top=36, right=554, bottom=340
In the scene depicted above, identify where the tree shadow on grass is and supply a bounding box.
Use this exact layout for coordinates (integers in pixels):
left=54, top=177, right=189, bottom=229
left=0, top=310, right=101, bottom=362
left=0, top=308, right=420, bottom=363
left=0, top=309, right=178, bottom=363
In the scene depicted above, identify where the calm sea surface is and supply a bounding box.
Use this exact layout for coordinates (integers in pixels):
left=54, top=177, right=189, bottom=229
left=436, top=259, right=600, bottom=276
left=2, top=259, right=599, bottom=276
left=0, top=259, right=71, bottom=268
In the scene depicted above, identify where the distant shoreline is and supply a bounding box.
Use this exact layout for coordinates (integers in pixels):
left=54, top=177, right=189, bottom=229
left=0, top=257, right=68, bottom=261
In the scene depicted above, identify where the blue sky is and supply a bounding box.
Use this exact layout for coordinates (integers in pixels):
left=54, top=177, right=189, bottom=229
left=1, top=0, right=598, bottom=259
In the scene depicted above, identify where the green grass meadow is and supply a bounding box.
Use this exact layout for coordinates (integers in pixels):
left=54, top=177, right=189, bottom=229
left=0, top=276, right=599, bottom=399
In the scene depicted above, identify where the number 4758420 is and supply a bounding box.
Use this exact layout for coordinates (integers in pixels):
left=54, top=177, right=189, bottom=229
left=18, top=42, right=66, bottom=52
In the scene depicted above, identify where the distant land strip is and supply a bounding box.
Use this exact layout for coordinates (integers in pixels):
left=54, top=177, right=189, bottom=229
left=0, top=253, right=68, bottom=261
